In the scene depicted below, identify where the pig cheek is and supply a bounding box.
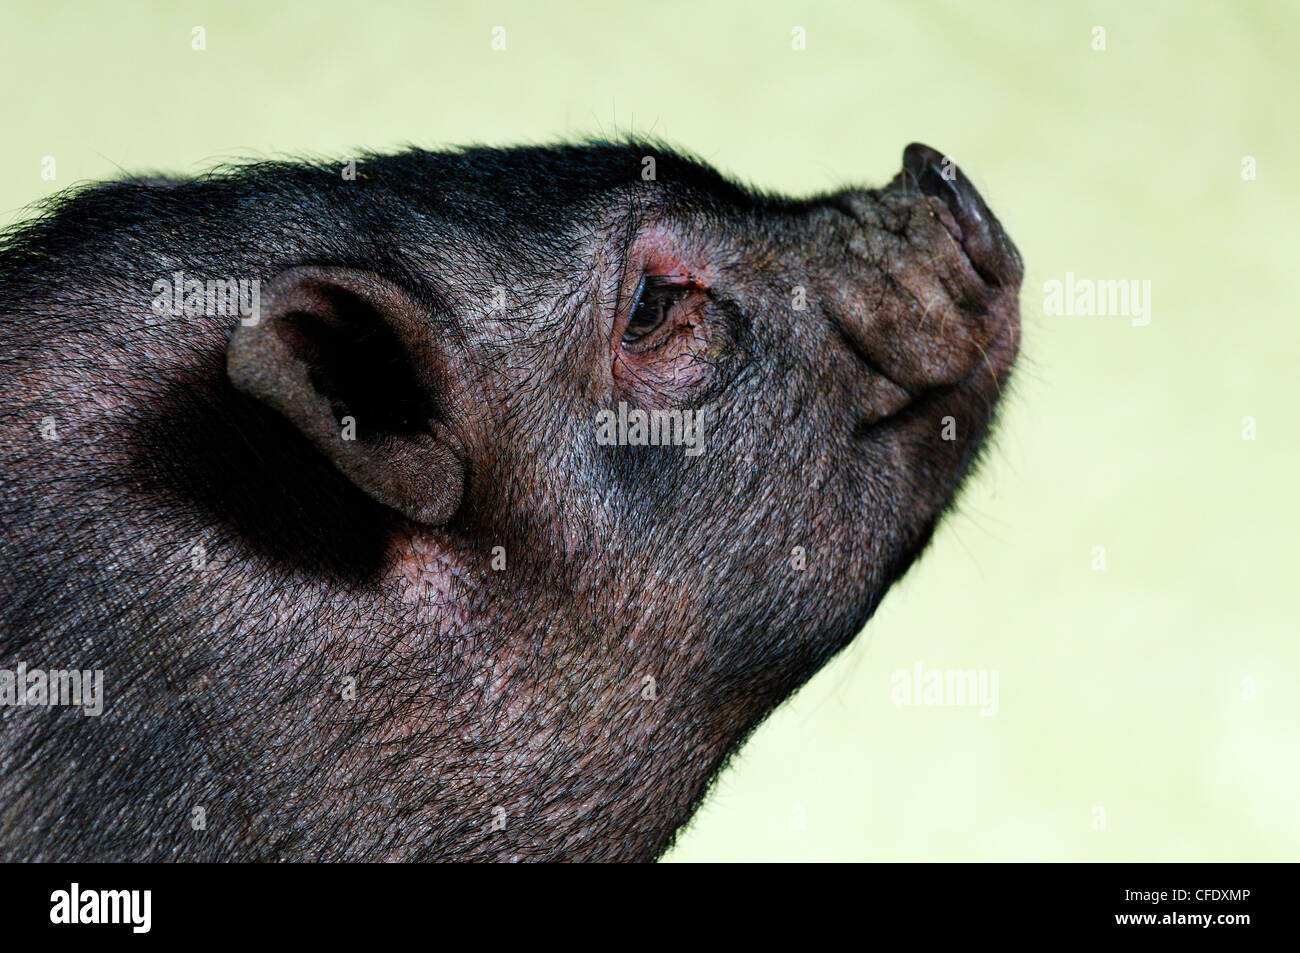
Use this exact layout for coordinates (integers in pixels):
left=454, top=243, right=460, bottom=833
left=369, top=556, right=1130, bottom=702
left=611, top=320, right=714, bottom=404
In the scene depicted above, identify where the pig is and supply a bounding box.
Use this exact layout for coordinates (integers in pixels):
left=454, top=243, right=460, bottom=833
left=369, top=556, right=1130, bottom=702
left=0, top=141, right=1021, bottom=861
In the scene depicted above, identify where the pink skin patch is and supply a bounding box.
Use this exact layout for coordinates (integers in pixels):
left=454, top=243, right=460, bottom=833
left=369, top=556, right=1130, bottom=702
left=611, top=228, right=720, bottom=405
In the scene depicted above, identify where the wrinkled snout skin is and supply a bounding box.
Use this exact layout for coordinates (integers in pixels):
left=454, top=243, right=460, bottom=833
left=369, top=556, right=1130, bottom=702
left=0, top=141, right=1020, bottom=861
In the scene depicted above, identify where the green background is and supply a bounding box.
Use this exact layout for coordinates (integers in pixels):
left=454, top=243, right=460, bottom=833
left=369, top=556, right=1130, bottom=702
left=2, top=1, right=1295, bottom=861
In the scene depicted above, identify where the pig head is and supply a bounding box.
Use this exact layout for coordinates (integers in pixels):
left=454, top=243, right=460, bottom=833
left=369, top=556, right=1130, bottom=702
left=0, top=141, right=1021, bottom=860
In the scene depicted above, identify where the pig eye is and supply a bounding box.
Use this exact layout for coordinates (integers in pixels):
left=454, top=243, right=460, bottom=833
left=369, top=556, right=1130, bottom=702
left=623, top=275, right=691, bottom=346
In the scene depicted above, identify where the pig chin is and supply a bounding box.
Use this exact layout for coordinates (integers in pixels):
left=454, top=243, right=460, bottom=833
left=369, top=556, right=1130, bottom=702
left=849, top=258, right=1021, bottom=567
left=856, top=322, right=1020, bottom=610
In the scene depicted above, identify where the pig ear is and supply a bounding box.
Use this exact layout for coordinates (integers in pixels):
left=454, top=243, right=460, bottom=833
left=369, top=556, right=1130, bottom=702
left=226, top=266, right=465, bottom=527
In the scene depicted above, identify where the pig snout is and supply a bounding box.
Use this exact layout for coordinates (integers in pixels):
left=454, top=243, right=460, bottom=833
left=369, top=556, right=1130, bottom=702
left=831, top=143, right=1022, bottom=430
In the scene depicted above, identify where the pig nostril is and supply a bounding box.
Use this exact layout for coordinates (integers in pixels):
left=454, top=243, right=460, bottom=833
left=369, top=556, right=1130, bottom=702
left=916, top=162, right=957, bottom=205
left=932, top=201, right=966, bottom=247
left=907, top=160, right=970, bottom=248
left=900, top=142, right=1021, bottom=290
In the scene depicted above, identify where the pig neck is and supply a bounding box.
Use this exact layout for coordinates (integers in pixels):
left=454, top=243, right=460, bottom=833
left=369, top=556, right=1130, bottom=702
left=338, top=534, right=781, bottom=861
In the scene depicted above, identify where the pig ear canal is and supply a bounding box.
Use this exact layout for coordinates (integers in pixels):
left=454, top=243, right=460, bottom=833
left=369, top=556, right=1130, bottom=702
left=225, top=265, right=466, bottom=528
